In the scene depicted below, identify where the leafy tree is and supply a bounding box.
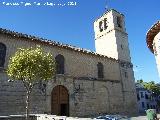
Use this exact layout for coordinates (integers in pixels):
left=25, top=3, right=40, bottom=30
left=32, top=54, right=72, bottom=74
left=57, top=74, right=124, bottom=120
left=137, top=79, right=144, bottom=83
left=137, top=80, right=160, bottom=96
left=143, top=81, right=160, bottom=97
left=7, top=46, right=56, bottom=120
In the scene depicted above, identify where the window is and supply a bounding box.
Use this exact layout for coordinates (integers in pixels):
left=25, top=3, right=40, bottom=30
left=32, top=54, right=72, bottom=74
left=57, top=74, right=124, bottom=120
left=124, top=71, right=128, bottom=78
left=140, top=92, right=144, bottom=98
left=117, top=16, right=122, bottom=28
left=153, top=105, right=155, bottom=109
left=145, top=94, right=149, bottom=99
left=104, top=18, right=108, bottom=30
left=147, top=104, right=149, bottom=109
left=121, top=44, right=123, bottom=50
left=142, top=102, right=145, bottom=108
left=97, top=62, right=104, bottom=79
left=0, top=43, right=6, bottom=67
left=55, top=54, right=65, bottom=74
left=137, top=93, right=140, bottom=101
left=99, top=21, right=103, bottom=32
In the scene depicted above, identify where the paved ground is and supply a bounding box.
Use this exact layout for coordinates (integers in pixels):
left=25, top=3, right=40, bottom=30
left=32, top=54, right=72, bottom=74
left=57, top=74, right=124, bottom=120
left=1, top=114, right=160, bottom=120
left=130, top=116, right=148, bottom=120
left=35, top=114, right=160, bottom=120
left=130, top=114, right=160, bottom=120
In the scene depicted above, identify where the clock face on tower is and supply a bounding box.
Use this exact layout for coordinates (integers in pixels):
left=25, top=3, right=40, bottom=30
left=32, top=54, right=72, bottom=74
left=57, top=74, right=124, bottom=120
left=99, top=18, right=108, bottom=32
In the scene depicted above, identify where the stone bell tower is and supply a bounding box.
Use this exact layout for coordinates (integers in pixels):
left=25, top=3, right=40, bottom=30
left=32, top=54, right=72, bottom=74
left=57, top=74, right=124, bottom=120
left=94, top=9, right=138, bottom=115
left=94, top=9, right=131, bottom=62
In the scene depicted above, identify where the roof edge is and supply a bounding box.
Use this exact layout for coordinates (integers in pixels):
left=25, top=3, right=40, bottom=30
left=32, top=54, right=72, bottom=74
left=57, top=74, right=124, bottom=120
left=146, top=20, right=160, bottom=53
left=0, top=27, right=119, bottom=62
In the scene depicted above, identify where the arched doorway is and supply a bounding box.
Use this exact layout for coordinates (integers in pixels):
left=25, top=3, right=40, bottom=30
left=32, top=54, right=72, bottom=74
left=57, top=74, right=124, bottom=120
left=51, top=85, right=69, bottom=116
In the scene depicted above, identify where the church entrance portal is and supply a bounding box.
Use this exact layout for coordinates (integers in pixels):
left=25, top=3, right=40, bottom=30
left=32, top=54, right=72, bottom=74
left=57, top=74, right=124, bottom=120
left=51, top=85, right=69, bottom=116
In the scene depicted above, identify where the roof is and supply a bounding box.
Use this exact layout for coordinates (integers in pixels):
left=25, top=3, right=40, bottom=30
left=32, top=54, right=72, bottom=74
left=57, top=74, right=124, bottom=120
left=146, top=20, right=160, bottom=53
left=0, top=28, right=118, bottom=62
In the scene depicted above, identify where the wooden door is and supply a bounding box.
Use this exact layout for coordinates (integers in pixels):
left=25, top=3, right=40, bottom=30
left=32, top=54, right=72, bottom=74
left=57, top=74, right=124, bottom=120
left=51, top=85, right=69, bottom=116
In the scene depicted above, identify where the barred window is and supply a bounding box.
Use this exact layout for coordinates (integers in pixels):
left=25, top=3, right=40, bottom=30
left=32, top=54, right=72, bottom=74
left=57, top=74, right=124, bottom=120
left=97, top=62, right=104, bottom=79
left=55, top=54, right=65, bottom=74
left=0, top=43, right=6, bottom=67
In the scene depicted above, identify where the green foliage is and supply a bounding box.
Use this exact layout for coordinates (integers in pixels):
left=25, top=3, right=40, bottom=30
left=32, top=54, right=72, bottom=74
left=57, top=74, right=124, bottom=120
left=143, top=81, right=160, bottom=96
left=7, top=46, right=56, bottom=120
left=137, top=79, right=144, bottom=83
left=7, top=46, right=56, bottom=83
left=137, top=80, right=160, bottom=96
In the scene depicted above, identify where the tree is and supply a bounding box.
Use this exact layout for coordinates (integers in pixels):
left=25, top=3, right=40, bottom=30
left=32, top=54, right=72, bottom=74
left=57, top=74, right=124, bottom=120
left=7, top=46, right=56, bottom=120
left=137, top=79, right=144, bottom=83
left=137, top=80, right=160, bottom=96
left=143, top=81, right=160, bottom=97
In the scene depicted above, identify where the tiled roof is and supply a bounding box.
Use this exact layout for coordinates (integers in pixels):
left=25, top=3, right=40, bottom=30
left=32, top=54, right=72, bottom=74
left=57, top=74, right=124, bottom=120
left=146, top=20, right=160, bottom=53
left=0, top=28, right=118, bottom=62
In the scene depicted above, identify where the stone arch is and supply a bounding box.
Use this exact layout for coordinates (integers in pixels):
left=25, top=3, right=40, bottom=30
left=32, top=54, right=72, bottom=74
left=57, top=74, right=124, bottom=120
left=51, top=85, right=69, bottom=116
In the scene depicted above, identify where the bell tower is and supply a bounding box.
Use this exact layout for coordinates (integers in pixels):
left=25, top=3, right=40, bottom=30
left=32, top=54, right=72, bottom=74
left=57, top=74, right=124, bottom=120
left=94, top=9, right=131, bottom=62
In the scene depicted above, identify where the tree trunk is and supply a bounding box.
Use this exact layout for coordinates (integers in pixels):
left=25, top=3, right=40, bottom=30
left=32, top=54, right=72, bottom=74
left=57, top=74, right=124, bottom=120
left=26, top=91, right=30, bottom=120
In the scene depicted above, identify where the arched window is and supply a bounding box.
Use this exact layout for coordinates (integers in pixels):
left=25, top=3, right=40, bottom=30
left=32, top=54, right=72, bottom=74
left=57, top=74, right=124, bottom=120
left=0, top=43, right=6, bottom=67
left=55, top=54, right=65, bottom=74
left=97, top=62, right=104, bottom=79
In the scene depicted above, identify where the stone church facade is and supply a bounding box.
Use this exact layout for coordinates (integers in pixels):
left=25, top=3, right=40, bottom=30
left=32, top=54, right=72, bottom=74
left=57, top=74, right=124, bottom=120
left=0, top=9, right=138, bottom=117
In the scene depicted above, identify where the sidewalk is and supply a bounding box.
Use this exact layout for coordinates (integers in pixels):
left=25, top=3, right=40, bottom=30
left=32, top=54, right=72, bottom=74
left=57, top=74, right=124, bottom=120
left=130, top=114, right=160, bottom=120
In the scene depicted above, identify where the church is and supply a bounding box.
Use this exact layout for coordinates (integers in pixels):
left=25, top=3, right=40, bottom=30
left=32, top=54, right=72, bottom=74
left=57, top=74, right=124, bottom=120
left=0, top=9, right=138, bottom=117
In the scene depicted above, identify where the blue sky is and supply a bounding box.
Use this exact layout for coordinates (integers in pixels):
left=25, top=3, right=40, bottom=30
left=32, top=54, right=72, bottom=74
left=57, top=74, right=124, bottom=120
left=0, top=0, right=159, bottom=83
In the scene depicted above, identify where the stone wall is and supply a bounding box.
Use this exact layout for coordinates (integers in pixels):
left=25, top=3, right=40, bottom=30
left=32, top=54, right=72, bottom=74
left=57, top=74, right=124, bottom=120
left=46, top=76, right=124, bottom=117
left=0, top=32, right=138, bottom=116
left=0, top=33, right=120, bottom=80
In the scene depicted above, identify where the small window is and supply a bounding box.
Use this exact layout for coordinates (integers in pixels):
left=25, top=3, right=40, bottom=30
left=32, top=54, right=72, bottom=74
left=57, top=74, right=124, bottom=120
left=142, top=102, right=145, bottom=108
left=99, top=21, right=103, bottom=32
left=145, top=94, right=148, bottom=99
left=124, top=71, right=128, bottom=78
left=104, top=18, right=108, bottom=30
left=141, top=92, right=144, bottom=98
left=97, top=62, right=104, bottom=79
left=153, top=105, right=156, bottom=109
left=147, top=104, right=149, bottom=109
left=55, top=54, right=65, bottom=74
left=137, top=93, right=140, bottom=101
left=121, top=44, right=123, bottom=50
left=117, top=16, right=122, bottom=28
left=0, top=43, right=6, bottom=67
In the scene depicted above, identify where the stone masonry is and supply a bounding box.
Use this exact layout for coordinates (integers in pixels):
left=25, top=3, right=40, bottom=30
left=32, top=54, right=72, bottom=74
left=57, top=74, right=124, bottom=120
left=0, top=9, right=138, bottom=117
